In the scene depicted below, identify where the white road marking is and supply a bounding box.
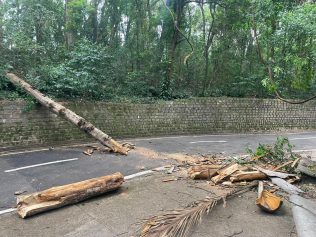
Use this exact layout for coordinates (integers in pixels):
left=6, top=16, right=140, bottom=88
left=125, top=166, right=166, bottom=180
left=4, top=158, right=79, bottom=173
left=291, top=137, right=316, bottom=141
left=0, top=208, right=16, bottom=215
left=189, top=140, right=227, bottom=144
left=1, top=131, right=316, bottom=157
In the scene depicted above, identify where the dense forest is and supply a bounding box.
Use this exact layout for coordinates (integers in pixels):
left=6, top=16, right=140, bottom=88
left=0, top=0, right=315, bottom=102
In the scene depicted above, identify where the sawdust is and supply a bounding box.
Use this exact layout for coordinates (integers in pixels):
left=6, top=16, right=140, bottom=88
left=131, top=147, right=199, bottom=163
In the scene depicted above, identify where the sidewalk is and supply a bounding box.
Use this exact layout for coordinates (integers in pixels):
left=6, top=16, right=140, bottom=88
left=0, top=171, right=296, bottom=237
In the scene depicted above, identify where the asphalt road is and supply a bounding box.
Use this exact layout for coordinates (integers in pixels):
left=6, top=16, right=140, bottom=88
left=1, top=131, right=316, bottom=212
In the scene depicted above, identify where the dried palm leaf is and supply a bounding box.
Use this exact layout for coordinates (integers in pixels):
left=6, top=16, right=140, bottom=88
left=140, top=183, right=257, bottom=237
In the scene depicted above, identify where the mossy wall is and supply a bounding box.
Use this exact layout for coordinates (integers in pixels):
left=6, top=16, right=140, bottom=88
left=1, top=98, right=316, bottom=152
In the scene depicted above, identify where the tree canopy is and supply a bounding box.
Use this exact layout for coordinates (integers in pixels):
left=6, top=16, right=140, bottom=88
left=0, top=0, right=315, bottom=102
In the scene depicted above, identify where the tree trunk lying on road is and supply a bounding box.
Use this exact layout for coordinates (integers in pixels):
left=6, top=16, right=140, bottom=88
left=6, top=73, right=128, bottom=155
left=17, top=172, right=124, bottom=218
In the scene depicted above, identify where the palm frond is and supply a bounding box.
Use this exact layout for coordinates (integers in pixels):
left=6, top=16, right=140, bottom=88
left=140, top=195, right=221, bottom=237
left=140, top=183, right=257, bottom=237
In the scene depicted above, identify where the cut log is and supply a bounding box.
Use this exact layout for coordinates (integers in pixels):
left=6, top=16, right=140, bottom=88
left=6, top=73, right=128, bottom=155
left=17, top=172, right=124, bottom=218
left=188, top=165, right=222, bottom=179
left=230, top=171, right=267, bottom=182
left=211, top=163, right=239, bottom=184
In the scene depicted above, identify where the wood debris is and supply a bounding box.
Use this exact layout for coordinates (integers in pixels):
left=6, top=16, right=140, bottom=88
left=83, top=148, right=94, bottom=156
left=230, top=171, right=267, bottom=182
left=16, top=172, right=124, bottom=218
left=162, top=178, right=178, bottom=182
left=188, top=165, right=221, bottom=179
left=256, top=181, right=283, bottom=213
left=211, top=163, right=239, bottom=184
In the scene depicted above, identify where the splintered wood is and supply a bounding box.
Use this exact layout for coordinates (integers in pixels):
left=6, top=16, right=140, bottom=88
left=16, top=172, right=124, bottom=218
left=230, top=171, right=267, bottom=182
left=256, top=181, right=283, bottom=213
left=211, top=163, right=239, bottom=184
left=188, top=165, right=222, bottom=179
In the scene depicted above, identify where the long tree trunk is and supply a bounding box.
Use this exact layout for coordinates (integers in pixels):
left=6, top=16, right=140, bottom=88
left=6, top=73, right=128, bottom=155
left=17, top=172, right=124, bottom=218
left=64, top=0, right=75, bottom=49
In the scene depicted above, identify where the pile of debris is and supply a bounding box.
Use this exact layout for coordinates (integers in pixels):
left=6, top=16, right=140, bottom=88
left=140, top=137, right=316, bottom=237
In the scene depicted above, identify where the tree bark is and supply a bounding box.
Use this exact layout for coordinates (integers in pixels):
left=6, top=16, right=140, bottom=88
left=17, top=172, right=124, bottom=218
left=211, top=163, right=239, bottom=184
left=188, top=165, right=221, bottom=179
left=6, top=73, right=128, bottom=155
left=64, top=0, right=75, bottom=49
left=230, top=171, right=267, bottom=182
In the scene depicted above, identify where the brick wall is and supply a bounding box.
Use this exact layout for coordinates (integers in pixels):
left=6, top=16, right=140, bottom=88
left=1, top=98, right=316, bottom=151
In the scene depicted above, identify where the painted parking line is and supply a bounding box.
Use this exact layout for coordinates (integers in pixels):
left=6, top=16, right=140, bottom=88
left=189, top=140, right=227, bottom=144
left=4, top=158, right=79, bottom=173
left=291, top=137, right=316, bottom=140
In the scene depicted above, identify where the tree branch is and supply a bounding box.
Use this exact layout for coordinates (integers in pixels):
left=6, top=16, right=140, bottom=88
left=252, top=17, right=316, bottom=104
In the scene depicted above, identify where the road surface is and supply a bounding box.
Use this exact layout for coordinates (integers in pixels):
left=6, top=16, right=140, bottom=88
left=0, top=131, right=316, bottom=212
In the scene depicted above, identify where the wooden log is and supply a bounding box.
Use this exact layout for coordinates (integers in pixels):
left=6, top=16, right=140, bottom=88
left=6, top=73, right=128, bottom=155
left=17, top=172, right=124, bottom=218
left=230, top=171, right=267, bottom=182
left=188, top=165, right=222, bottom=179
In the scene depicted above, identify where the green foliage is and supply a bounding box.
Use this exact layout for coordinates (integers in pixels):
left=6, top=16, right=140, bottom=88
left=0, top=0, right=315, bottom=101
left=246, top=136, right=295, bottom=163
left=27, top=39, right=117, bottom=100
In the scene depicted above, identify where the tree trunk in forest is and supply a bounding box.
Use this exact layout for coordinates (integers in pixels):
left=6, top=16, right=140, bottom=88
left=64, top=0, right=75, bottom=49
left=6, top=73, right=128, bottom=155
left=91, top=0, right=99, bottom=43
left=17, top=172, right=124, bottom=218
left=0, top=0, right=3, bottom=47
left=161, top=0, right=185, bottom=98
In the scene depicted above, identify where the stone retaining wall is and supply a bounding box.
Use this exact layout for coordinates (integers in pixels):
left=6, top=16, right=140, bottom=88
left=1, top=98, right=315, bottom=151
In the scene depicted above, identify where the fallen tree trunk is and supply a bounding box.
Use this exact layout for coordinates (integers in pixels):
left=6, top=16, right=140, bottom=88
left=17, top=172, right=124, bottom=218
left=6, top=73, right=128, bottom=155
